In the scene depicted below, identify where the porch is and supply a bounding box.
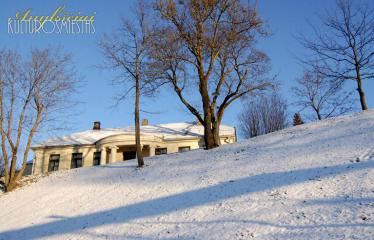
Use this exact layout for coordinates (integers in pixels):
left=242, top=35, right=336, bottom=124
left=100, top=144, right=154, bottom=164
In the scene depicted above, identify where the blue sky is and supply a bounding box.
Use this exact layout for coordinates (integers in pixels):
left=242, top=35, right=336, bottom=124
left=1, top=0, right=373, bottom=141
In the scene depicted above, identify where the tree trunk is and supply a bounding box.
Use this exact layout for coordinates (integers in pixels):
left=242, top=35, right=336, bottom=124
left=4, top=154, right=18, bottom=191
left=353, top=52, right=368, bottom=111
left=3, top=153, right=9, bottom=189
left=315, top=107, right=322, bottom=120
left=8, top=154, right=17, bottom=185
left=212, top=118, right=221, bottom=147
left=135, top=76, right=144, bottom=167
left=6, top=180, right=17, bottom=192
left=203, top=118, right=215, bottom=149
left=200, top=85, right=215, bottom=149
left=212, top=107, right=226, bottom=146
left=356, top=75, right=368, bottom=111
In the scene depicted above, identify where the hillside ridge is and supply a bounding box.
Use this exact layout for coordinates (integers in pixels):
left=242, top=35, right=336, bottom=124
left=1, top=110, right=373, bottom=240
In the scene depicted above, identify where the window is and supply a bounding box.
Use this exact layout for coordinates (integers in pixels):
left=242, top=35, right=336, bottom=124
left=93, top=152, right=101, bottom=166
left=48, top=154, right=60, bottom=172
left=123, top=151, right=136, bottom=160
left=178, top=146, right=191, bottom=153
left=155, top=148, right=167, bottom=155
left=71, top=153, right=83, bottom=169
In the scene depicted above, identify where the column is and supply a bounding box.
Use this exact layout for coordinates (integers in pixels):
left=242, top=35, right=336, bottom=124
left=110, top=146, right=118, bottom=163
left=100, top=147, right=107, bottom=165
left=149, top=145, right=155, bottom=157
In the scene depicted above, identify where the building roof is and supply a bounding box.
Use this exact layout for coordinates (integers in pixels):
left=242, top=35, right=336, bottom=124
left=32, top=122, right=235, bottom=148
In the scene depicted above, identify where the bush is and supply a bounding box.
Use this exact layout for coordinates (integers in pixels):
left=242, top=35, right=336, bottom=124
left=239, top=92, right=288, bottom=138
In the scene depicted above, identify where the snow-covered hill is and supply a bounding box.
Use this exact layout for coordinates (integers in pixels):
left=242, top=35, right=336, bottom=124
left=1, top=111, right=374, bottom=240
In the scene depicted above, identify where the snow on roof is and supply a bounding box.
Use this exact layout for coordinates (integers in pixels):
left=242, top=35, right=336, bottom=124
left=32, top=122, right=235, bottom=148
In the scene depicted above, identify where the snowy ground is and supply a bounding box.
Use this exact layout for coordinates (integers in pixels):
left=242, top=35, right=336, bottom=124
left=1, top=111, right=374, bottom=240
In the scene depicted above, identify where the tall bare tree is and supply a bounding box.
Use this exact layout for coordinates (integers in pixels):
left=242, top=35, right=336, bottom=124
left=299, top=0, right=374, bottom=111
left=292, top=68, right=355, bottom=120
left=150, top=0, right=273, bottom=149
left=99, top=1, right=156, bottom=167
left=0, top=48, right=77, bottom=191
left=238, top=92, right=288, bottom=138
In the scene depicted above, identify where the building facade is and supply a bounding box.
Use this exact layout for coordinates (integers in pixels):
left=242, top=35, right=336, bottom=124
left=31, top=121, right=236, bottom=174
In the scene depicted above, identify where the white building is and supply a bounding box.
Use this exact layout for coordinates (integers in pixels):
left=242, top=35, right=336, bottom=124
left=31, top=121, right=236, bottom=174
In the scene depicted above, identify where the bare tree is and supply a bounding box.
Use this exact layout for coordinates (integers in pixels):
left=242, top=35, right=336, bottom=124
left=299, top=0, right=374, bottom=110
left=98, top=1, right=157, bottom=167
left=239, top=105, right=260, bottom=138
left=238, top=92, right=288, bottom=138
left=150, top=0, right=273, bottom=149
left=0, top=48, right=77, bottom=191
left=292, top=68, right=355, bottom=120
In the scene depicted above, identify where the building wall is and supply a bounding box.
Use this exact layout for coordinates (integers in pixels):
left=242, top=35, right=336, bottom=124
left=33, top=145, right=98, bottom=174
left=156, top=139, right=201, bottom=154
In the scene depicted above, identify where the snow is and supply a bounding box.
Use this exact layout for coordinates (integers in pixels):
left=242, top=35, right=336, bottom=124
left=32, top=122, right=235, bottom=148
left=1, top=110, right=374, bottom=239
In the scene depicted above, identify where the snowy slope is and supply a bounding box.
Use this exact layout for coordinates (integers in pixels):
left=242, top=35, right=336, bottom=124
left=1, top=111, right=374, bottom=240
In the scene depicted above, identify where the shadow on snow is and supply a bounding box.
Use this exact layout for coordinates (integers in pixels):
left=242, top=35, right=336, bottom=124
left=1, top=159, right=373, bottom=239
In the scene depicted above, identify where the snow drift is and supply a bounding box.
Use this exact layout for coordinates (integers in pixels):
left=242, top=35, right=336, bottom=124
left=0, top=110, right=374, bottom=239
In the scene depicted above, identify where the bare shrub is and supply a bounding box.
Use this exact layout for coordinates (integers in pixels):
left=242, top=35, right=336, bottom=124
left=239, top=92, right=288, bottom=138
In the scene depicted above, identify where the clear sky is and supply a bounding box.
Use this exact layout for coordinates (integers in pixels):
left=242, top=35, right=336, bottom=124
left=1, top=0, right=373, bottom=141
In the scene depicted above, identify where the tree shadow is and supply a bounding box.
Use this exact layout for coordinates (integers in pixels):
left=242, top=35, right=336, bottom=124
left=139, top=219, right=374, bottom=229
left=1, top=159, right=373, bottom=239
left=305, top=197, right=374, bottom=205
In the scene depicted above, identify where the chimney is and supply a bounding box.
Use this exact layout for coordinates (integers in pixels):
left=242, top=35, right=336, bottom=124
left=141, top=119, right=148, bottom=126
left=93, top=121, right=101, bottom=130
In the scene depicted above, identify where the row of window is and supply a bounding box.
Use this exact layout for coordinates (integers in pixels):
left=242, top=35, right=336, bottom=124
left=47, top=146, right=191, bottom=172
left=154, top=146, right=190, bottom=155
left=48, top=152, right=98, bottom=172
